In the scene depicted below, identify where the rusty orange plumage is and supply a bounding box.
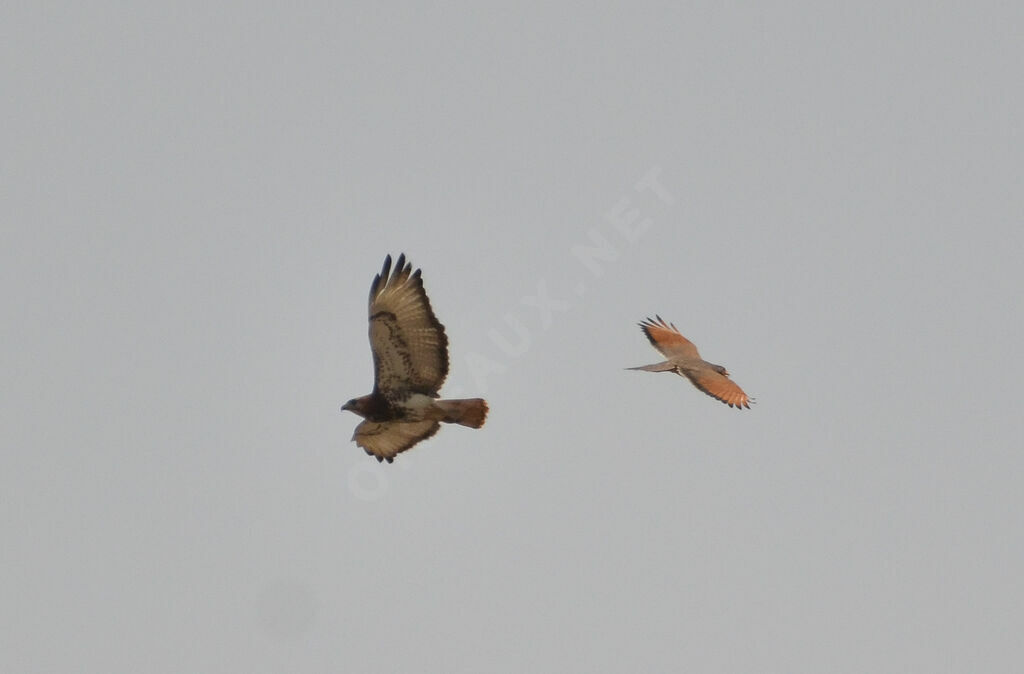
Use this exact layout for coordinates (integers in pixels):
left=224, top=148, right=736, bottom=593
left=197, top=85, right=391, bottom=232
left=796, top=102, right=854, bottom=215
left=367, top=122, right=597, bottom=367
left=628, top=316, right=753, bottom=409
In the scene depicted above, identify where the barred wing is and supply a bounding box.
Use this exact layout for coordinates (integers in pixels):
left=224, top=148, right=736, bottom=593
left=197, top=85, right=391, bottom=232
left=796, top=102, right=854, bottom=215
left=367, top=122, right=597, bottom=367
left=368, top=254, right=450, bottom=397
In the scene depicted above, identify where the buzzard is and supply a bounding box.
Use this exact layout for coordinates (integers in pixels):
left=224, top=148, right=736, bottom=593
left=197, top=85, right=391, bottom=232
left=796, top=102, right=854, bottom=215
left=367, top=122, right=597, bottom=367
left=341, top=254, right=488, bottom=462
left=628, top=316, right=753, bottom=409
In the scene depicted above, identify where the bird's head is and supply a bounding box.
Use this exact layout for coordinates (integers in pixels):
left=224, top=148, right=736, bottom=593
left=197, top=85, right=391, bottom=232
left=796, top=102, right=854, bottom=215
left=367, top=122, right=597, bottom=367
left=713, top=364, right=730, bottom=377
left=341, top=395, right=374, bottom=417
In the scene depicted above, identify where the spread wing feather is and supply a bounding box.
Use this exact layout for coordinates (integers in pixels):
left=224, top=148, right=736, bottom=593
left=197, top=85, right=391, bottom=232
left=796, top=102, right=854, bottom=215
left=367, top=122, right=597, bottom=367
left=368, top=254, right=449, bottom=397
left=352, top=419, right=441, bottom=463
left=639, top=316, right=700, bottom=360
left=683, top=368, right=752, bottom=409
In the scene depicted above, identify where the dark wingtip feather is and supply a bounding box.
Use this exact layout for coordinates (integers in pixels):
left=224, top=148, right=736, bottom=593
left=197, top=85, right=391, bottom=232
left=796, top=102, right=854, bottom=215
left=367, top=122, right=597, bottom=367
left=637, top=317, right=662, bottom=346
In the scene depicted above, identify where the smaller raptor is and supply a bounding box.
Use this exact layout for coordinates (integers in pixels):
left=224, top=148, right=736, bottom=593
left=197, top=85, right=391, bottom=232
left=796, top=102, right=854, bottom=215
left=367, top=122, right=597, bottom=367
left=628, top=316, right=753, bottom=409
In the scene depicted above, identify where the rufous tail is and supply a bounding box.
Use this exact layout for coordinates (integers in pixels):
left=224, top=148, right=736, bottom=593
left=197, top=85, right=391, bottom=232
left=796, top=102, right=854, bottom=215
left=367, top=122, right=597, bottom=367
left=437, top=398, right=488, bottom=428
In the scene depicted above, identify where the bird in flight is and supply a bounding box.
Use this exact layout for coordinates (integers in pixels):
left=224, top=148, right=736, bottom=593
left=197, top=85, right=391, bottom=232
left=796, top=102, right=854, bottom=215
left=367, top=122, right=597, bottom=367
left=628, top=316, right=753, bottom=409
left=341, top=254, right=488, bottom=462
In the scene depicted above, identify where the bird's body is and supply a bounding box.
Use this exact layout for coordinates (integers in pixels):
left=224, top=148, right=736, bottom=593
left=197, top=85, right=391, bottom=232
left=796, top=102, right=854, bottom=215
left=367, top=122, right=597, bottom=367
left=629, top=316, right=752, bottom=409
left=341, top=254, right=488, bottom=462
left=345, top=391, right=485, bottom=426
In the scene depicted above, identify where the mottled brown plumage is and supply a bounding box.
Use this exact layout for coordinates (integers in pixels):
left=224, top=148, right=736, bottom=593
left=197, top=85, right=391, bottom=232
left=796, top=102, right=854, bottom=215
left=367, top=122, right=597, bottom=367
left=628, top=316, right=753, bottom=409
left=341, top=254, right=488, bottom=462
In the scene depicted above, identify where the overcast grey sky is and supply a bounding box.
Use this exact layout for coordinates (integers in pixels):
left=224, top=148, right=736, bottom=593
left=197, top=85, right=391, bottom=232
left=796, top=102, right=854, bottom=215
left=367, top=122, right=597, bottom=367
left=4, top=2, right=1023, bottom=672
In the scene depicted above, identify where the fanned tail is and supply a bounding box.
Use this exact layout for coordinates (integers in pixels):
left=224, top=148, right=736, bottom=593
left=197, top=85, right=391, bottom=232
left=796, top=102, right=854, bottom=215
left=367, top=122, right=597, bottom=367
left=436, top=398, right=489, bottom=428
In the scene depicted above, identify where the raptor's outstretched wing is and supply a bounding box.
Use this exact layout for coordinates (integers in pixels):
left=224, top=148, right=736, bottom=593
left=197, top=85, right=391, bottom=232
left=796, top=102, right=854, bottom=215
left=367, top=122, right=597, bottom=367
left=367, top=254, right=450, bottom=398
left=352, top=419, right=441, bottom=463
left=638, top=316, right=700, bottom=360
